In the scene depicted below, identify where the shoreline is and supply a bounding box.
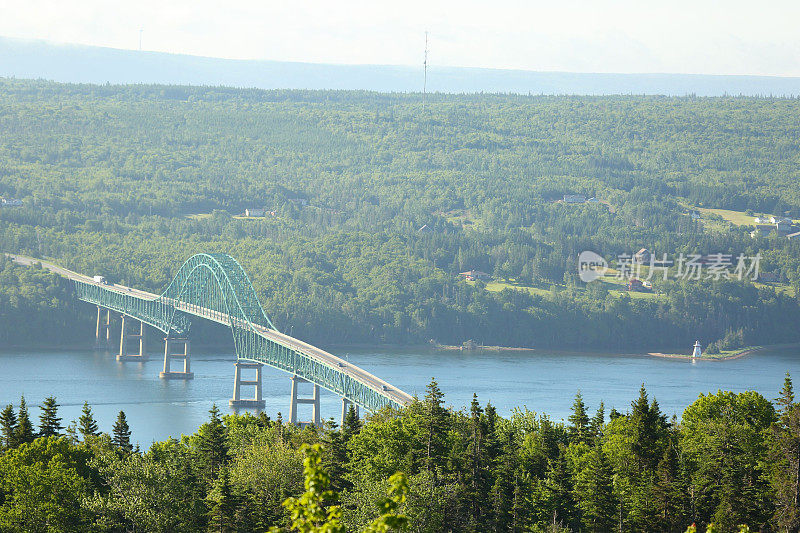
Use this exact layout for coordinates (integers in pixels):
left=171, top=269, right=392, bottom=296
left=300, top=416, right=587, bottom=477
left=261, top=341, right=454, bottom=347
left=432, top=344, right=536, bottom=352
left=647, top=342, right=800, bottom=361
left=2, top=341, right=799, bottom=359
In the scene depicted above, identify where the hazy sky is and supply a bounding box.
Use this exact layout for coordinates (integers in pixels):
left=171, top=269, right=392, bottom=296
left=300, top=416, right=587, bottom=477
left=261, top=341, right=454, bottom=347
left=3, top=0, right=800, bottom=76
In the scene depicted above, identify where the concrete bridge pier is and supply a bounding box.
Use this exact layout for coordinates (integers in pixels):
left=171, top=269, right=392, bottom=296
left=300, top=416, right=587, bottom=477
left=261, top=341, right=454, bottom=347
left=289, top=375, right=320, bottom=427
left=341, top=398, right=360, bottom=427
left=117, top=315, right=148, bottom=361
left=95, top=306, right=112, bottom=347
left=159, top=337, right=193, bottom=379
left=229, top=362, right=265, bottom=408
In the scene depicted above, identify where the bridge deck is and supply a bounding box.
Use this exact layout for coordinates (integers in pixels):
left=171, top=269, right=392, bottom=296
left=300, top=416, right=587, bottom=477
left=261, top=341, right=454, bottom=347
left=7, top=254, right=414, bottom=410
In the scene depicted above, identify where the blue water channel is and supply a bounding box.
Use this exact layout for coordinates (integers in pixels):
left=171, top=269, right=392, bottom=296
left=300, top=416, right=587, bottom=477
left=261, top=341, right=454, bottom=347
left=1, top=346, right=798, bottom=446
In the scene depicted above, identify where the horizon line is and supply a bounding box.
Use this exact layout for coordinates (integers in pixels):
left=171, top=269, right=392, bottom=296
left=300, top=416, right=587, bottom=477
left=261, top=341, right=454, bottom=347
left=4, top=34, right=800, bottom=82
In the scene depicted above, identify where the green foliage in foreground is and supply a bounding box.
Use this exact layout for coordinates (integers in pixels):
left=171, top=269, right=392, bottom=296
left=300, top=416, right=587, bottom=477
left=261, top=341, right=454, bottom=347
left=1, top=376, right=799, bottom=532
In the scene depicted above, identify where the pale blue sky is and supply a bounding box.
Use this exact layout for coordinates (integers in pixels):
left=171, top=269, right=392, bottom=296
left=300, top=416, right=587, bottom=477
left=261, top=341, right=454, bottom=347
left=2, top=0, right=800, bottom=76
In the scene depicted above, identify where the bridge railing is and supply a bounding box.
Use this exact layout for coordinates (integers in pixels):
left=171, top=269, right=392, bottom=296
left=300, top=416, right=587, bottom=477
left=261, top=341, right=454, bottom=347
left=72, top=253, right=411, bottom=412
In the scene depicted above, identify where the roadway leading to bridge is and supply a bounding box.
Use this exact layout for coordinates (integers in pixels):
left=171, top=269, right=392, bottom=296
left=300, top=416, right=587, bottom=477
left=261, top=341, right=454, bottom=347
left=7, top=253, right=415, bottom=408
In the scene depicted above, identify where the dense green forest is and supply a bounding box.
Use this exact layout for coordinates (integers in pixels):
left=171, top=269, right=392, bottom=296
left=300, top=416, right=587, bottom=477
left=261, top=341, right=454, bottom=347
left=2, top=78, right=800, bottom=350
left=1, top=378, right=799, bottom=532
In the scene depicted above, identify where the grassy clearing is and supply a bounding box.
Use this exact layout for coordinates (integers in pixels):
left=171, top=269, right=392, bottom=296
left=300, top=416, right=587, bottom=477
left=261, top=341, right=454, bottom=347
left=477, top=278, right=661, bottom=300
left=696, top=207, right=755, bottom=226
left=186, top=213, right=212, bottom=220
left=484, top=280, right=552, bottom=296
left=443, top=209, right=484, bottom=230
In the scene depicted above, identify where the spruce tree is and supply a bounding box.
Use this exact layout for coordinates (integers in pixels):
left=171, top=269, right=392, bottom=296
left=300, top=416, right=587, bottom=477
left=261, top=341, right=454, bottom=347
left=15, top=396, right=34, bottom=445
left=341, top=404, right=361, bottom=442
left=568, top=391, right=590, bottom=444
left=653, top=441, right=686, bottom=530
left=466, top=393, right=489, bottom=528
left=197, top=404, right=228, bottom=480
left=589, top=401, right=605, bottom=442
left=776, top=372, right=795, bottom=425
left=769, top=373, right=800, bottom=531
left=574, top=445, right=617, bottom=532
left=537, top=449, right=578, bottom=529
left=0, top=404, right=17, bottom=449
left=321, top=420, right=349, bottom=492
left=630, top=384, right=667, bottom=472
left=421, top=377, right=448, bottom=478
left=78, top=401, right=99, bottom=439
left=112, top=410, right=132, bottom=452
left=206, top=467, right=238, bottom=533
left=38, top=396, right=63, bottom=437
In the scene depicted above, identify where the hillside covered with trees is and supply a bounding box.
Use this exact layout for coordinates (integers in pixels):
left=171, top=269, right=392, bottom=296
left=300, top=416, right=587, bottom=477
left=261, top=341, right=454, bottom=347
left=2, top=78, right=800, bottom=351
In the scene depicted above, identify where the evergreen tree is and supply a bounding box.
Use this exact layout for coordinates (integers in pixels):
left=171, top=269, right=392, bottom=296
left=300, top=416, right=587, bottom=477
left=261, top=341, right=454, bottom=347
left=776, top=372, right=795, bottom=425
left=568, top=391, right=590, bottom=444
left=206, top=467, right=238, bottom=533
left=589, top=401, right=605, bottom=442
left=654, top=440, right=687, bottom=530
left=0, top=404, right=17, bottom=449
left=421, top=378, right=449, bottom=479
left=466, top=393, right=490, bottom=529
left=65, top=420, right=79, bottom=444
left=322, top=419, right=350, bottom=493
left=78, top=401, right=99, bottom=439
left=341, top=404, right=362, bottom=442
left=532, top=448, right=577, bottom=530
left=112, top=410, right=132, bottom=452
left=38, top=396, right=63, bottom=437
left=15, top=396, right=34, bottom=445
left=574, top=445, right=617, bottom=532
left=196, top=404, right=228, bottom=481
left=630, top=385, right=667, bottom=472
left=769, top=373, right=800, bottom=531
left=489, top=427, right=519, bottom=532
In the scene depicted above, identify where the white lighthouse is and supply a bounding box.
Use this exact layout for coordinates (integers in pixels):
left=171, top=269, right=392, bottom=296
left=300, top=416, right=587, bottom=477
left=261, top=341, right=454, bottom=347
left=692, top=340, right=702, bottom=358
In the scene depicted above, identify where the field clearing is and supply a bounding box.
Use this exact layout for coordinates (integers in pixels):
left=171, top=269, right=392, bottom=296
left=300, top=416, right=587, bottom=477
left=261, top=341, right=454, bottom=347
left=696, top=207, right=754, bottom=226
left=484, top=280, right=552, bottom=296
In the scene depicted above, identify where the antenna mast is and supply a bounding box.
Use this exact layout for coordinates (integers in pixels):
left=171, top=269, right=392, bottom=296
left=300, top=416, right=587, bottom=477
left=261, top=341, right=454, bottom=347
left=423, top=31, right=428, bottom=110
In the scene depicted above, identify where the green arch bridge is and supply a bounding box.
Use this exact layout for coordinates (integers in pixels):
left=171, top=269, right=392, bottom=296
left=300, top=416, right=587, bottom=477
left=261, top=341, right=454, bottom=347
left=8, top=253, right=413, bottom=424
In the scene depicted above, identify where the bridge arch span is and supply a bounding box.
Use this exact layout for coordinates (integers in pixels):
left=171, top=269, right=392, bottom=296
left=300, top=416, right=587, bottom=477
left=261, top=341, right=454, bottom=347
left=68, top=252, right=412, bottom=413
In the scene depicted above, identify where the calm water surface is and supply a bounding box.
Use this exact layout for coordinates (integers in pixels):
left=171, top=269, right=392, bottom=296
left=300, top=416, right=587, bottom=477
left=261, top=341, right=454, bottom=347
left=1, top=346, right=798, bottom=446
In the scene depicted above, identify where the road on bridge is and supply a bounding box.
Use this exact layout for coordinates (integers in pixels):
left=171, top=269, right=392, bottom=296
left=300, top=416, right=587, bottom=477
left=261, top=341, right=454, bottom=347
left=7, top=254, right=415, bottom=408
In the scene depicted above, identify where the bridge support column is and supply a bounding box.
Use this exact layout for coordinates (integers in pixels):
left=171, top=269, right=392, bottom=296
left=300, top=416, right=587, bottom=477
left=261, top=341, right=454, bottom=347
left=159, top=337, right=193, bottom=379
left=289, top=375, right=320, bottom=427
left=95, top=306, right=112, bottom=347
left=229, top=362, right=265, bottom=408
left=117, top=315, right=148, bottom=362
left=341, top=398, right=359, bottom=428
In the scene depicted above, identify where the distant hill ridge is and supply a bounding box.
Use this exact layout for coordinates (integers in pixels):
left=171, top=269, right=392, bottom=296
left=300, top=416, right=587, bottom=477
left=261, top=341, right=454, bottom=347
left=2, top=36, right=800, bottom=97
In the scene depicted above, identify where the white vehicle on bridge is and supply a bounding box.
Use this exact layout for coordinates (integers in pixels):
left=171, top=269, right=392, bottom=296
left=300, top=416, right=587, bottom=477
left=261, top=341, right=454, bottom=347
left=92, top=275, right=108, bottom=285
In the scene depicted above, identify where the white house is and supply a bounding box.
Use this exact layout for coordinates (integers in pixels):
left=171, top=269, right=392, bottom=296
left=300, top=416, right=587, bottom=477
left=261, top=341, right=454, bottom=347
left=245, top=208, right=265, bottom=217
